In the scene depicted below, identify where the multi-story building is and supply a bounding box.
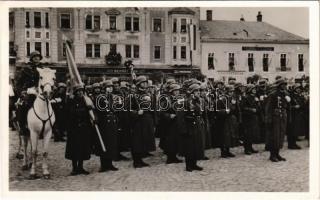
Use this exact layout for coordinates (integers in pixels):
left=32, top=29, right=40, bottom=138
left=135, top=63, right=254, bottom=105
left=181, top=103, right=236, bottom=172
left=200, top=10, right=309, bottom=83
left=9, top=7, right=201, bottom=83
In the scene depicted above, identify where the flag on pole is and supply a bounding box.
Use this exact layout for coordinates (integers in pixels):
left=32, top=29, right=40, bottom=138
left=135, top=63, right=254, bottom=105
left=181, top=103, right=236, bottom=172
left=62, top=34, right=106, bottom=152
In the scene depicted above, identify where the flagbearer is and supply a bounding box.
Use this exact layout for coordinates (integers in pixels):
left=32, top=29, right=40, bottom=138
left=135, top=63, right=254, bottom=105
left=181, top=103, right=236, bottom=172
left=65, top=84, right=94, bottom=175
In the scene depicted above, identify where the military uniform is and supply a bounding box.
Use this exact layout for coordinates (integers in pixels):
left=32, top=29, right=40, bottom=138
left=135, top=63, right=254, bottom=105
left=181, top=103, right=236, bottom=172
left=52, top=83, right=67, bottom=142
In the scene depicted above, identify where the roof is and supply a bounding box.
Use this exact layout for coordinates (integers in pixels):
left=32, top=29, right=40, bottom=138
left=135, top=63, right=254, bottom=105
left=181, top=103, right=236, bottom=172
left=200, top=20, right=309, bottom=44
left=168, top=7, right=195, bottom=15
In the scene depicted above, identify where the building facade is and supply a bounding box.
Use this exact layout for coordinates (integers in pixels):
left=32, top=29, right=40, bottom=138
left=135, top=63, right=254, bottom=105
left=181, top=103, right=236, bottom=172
left=9, top=7, right=201, bottom=83
left=200, top=11, right=309, bottom=83
left=9, top=8, right=309, bottom=84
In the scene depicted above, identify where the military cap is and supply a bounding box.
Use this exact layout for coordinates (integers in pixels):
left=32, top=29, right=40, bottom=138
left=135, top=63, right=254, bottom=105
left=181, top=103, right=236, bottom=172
left=135, top=75, right=147, bottom=86
left=166, top=78, right=176, bottom=85
left=105, top=80, right=113, bottom=87
left=73, top=84, right=85, bottom=92
left=225, top=85, right=235, bottom=91
left=188, top=83, right=201, bottom=93
left=292, top=83, right=302, bottom=91
left=275, top=75, right=282, bottom=81
left=147, top=80, right=153, bottom=88
left=258, top=79, right=267, bottom=86
left=111, top=77, right=119, bottom=84
left=246, top=84, right=256, bottom=93
left=85, top=85, right=92, bottom=90
left=120, top=81, right=128, bottom=89
left=169, top=83, right=181, bottom=93
left=30, top=51, right=43, bottom=61
left=92, top=83, right=101, bottom=88
left=275, top=77, right=287, bottom=87
left=234, top=82, right=242, bottom=90
left=200, top=83, right=207, bottom=90
left=57, top=82, right=67, bottom=88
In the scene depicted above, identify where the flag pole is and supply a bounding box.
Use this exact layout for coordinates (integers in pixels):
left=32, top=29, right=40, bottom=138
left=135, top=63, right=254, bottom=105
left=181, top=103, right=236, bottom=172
left=63, top=35, right=106, bottom=152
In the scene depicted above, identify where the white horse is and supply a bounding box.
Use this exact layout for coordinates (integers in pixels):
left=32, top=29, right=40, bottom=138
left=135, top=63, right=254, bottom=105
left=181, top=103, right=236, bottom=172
left=27, top=67, right=56, bottom=179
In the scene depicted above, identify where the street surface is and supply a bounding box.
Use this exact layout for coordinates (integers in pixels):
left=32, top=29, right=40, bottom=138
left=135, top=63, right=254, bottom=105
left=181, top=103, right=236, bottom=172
left=8, top=130, right=309, bottom=191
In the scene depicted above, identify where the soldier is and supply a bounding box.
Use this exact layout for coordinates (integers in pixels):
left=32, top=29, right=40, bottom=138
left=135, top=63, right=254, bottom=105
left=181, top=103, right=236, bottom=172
left=182, top=83, right=205, bottom=172
left=241, top=84, right=260, bottom=155
left=161, top=83, right=184, bottom=164
left=257, top=79, right=268, bottom=144
left=111, top=78, right=130, bottom=161
left=265, top=78, right=290, bottom=162
left=52, top=82, right=68, bottom=142
left=65, top=84, right=94, bottom=175
left=14, top=51, right=44, bottom=134
left=130, top=76, right=156, bottom=168
left=288, top=83, right=304, bottom=149
left=93, top=80, right=119, bottom=172
left=199, top=83, right=211, bottom=159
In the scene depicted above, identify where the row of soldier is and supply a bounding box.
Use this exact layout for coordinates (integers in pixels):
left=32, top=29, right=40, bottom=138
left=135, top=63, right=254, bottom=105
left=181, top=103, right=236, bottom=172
left=33, top=74, right=308, bottom=174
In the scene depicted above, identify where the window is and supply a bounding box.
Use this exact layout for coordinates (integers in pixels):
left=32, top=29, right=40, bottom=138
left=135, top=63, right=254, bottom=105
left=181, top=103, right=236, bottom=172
left=263, top=54, right=269, bottom=72
left=180, top=18, right=187, bottom=33
left=46, top=32, right=50, bottom=39
left=125, top=17, right=132, bottom=31
left=153, top=18, right=162, bottom=32
left=94, top=44, right=100, bottom=58
left=34, top=12, right=41, bottom=28
left=9, top=42, right=15, bottom=56
left=133, top=17, right=139, bottom=31
left=45, top=42, right=49, bottom=57
left=173, top=36, right=177, bottom=43
left=110, top=44, right=117, bottom=53
left=298, top=54, right=304, bottom=71
left=86, top=44, right=92, bottom=58
left=26, top=42, right=30, bottom=56
left=181, top=46, right=186, bottom=59
left=9, top=12, right=14, bottom=30
left=26, top=31, right=30, bottom=38
left=85, top=15, right=100, bottom=30
left=181, top=36, right=186, bottom=43
left=206, top=10, right=212, bottom=21
left=25, top=12, right=30, bottom=27
left=133, top=45, right=139, bottom=58
left=280, top=53, right=286, bottom=71
left=248, top=53, right=254, bottom=72
left=35, top=42, right=42, bottom=54
left=35, top=32, right=41, bottom=38
left=208, top=53, right=214, bottom=70
left=173, top=46, right=177, bottom=59
left=45, top=12, right=49, bottom=28
left=125, top=45, right=132, bottom=58
left=228, top=53, right=235, bottom=71
left=109, top=16, right=117, bottom=30
left=173, top=18, right=177, bottom=33
left=154, top=46, right=161, bottom=59
left=60, top=14, right=71, bottom=29
left=125, top=17, right=139, bottom=31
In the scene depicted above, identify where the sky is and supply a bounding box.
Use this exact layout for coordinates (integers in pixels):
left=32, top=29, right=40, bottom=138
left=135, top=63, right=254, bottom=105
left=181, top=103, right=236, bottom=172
left=200, top=7, right=309, bottom=39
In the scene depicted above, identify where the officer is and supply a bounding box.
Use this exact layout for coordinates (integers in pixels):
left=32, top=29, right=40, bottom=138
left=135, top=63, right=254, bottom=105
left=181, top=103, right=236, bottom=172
left=265, top=77, right=290, bottom=162
left=241, top=84, right=260, bottom=155
left=14, top=51, right=44, bottom=133
left=182, top=83, right=204, bottom=172
left=130, top=76, right=156, bottom=168
left=65, top=84, right=94, bottom=175
left=161, top=83, right=184, bottom=164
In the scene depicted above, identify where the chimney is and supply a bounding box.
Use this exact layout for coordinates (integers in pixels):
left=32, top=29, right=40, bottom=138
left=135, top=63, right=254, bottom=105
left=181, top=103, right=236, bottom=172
left=206, top=10, right=212, bottom=21
left=240, top=14, right=245, bottom=21
left=257, top=11, right=262, bottom=22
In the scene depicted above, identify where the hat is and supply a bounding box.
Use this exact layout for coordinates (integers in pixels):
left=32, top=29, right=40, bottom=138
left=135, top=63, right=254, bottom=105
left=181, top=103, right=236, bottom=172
left=147, top=80, right=153, bottom=88
left=92, top=83, right=101, bottom=88
left=105, top=80, right=113, bottom=87
left=200, top=83, right=207, bottom=90
left=293, top=83, right=302, bottom=91
left=120, top=81, right=128, bottom=89
left=275, top=77, right=287, bottom=87
left=234, top=82, right=242, bottom=90
left=246, top=84, right=256, bottom=93
left=225, top=85, right=235, bottom=91
left=188, top=83, right=201, bottom=93
left=85, top=85, right=92, bottom=90
left=228, top=77, right=236, bottom=85
left=166, top=78, right=176, bottom=86
left=73, top=84, right=85, bottom=92
left=258, top=79, right=267, bottom=86
left=169, top=83, right=181, bottom=93
left=275, top=75, right=282, bottom=81
left=111, top=77, right=119, bottom=84
left=135, top=76, right=147, bottom=86
left=57, top=82, right=67, bottom=88
left=30, top=51, right=43, bottom=61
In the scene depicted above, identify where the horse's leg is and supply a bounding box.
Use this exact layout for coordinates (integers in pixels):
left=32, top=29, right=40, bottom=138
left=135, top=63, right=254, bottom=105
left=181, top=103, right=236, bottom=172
left=21, top=136, right=29, bottom=169
left=29, top=129, right=38, bottom=178
left=42, top=128, right=52, bottom=178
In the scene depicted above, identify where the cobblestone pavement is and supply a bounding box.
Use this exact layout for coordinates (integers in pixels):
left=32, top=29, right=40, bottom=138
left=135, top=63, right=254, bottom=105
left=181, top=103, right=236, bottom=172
left=8, top=130, right=309, bottom=191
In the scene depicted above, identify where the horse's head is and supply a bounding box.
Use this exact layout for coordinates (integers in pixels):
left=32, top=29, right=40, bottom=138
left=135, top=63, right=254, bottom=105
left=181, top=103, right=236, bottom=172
left=37, top=67, right=56, bottom=99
